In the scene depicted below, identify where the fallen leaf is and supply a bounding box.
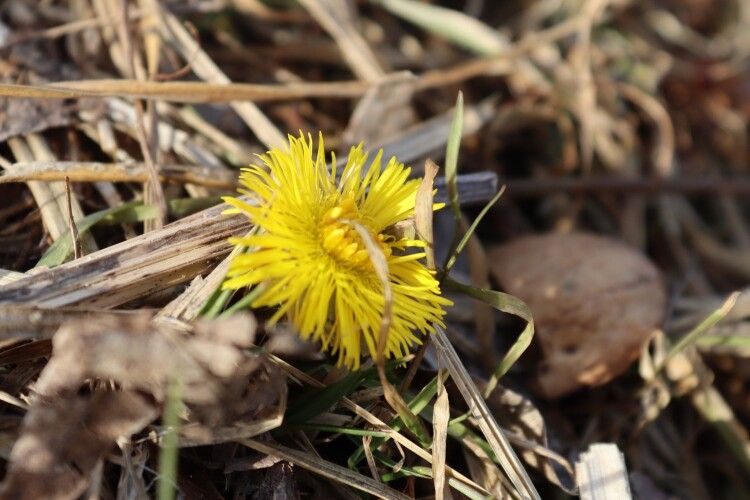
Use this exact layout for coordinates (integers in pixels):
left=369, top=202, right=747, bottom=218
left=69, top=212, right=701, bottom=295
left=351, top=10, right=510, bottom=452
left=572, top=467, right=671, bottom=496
left=483, top=383, right=575, bottom=493
left=489, top=232, right=666, bottom=398
left=0, top=313, right=287, bottom=498
left=0, top=391, right=156, bottom=500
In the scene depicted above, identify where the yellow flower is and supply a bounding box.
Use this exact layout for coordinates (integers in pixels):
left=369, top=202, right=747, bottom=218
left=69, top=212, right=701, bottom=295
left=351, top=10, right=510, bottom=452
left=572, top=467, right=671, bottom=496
left=222, top=133, right=451, bottom=369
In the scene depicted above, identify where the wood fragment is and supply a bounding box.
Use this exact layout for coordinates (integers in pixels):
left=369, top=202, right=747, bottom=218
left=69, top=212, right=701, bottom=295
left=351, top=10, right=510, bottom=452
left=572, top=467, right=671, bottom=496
left=576, top=443, right=632, bottom=500
left=0, top=203, right=247, bottom=308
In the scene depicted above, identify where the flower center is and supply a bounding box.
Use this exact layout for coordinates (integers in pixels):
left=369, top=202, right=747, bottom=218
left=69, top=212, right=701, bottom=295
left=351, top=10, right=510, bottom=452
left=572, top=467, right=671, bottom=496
left=319, top=197, right=390, bottom=269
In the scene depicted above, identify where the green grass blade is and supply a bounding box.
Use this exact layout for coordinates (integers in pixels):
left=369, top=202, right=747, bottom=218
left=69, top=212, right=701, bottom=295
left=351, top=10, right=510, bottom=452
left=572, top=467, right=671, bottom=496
left=446, top=92, right=463, bottom=227
left=348, top=374, right=444, bottom=468
left=157, top=375, right=182, bottom=500
left=696, top=334, right=750, bottom=350
left=445, top=277, right=535, bottom=396
left=662, top=291, right=740, bottom=367
left=443, top=186, right=505, bottom=273
left=285, top=368, right=374, bottom=425
left=375, top=452, right=487, bottom=500
left=286, top=423, right=390, bottom=438
left=37, top=200, right=142, bottom=268
left=200, top=289, right=235, bottom=319
left=37, top=197, right=222, bottom=268
left=373, top=0, right=505, bottom=56
left=219, top=284, right=267, bottom=317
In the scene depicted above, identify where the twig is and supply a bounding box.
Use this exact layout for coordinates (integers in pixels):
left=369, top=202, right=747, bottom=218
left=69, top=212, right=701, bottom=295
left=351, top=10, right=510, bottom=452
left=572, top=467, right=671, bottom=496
left=118, top=0, right=166, bottom=231
left=296, top=0, right=384, bottom=82
left=499, top=176, right=750, bottom=196
left=0, top=80, right=370, bottom=102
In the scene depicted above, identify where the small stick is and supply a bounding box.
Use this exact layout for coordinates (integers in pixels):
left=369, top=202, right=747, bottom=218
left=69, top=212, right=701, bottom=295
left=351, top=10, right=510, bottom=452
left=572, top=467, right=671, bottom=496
left=64, top=176, right=82, bottom=260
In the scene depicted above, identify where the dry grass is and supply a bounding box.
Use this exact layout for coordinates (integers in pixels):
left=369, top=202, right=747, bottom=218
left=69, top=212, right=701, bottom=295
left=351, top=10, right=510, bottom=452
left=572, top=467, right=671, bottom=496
left=0, top=0, right=747, bottom=499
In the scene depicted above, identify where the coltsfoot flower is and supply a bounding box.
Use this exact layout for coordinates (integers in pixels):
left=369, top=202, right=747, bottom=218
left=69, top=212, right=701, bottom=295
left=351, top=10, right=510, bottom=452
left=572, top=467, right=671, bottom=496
left=223, top=133, right=451, bottom=368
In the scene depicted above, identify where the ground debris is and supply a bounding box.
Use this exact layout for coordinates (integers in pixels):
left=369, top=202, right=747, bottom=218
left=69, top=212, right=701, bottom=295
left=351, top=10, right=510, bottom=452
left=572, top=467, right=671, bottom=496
left=0, top=312, right=286, bottom=499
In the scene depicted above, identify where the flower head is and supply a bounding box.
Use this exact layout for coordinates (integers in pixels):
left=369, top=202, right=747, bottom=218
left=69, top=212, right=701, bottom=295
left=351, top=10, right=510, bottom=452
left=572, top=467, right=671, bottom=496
left=223, top=133, right=451, bottom=368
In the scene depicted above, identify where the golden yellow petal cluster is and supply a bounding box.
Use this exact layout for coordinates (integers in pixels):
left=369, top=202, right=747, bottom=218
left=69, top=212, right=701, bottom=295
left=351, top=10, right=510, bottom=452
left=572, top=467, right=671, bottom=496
left=223, top=133, right=451, bottom=368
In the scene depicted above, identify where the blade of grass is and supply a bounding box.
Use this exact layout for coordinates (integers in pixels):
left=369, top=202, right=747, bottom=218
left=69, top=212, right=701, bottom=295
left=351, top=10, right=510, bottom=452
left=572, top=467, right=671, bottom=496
left=37, top=200, right=140, bottom=267
left=285, top=368, right=374, bottom=425
left=200, top=289, right=235, bottom=319
left=219, top=284, right=267, bottom=318
left=443, top=186, right=506, bottom=274
left=696, top=334, right=750, bottom=350
left=37, top=197, right=221, bottom=268
left=287, top=423, right=390, bottom=438
left=157, top=375, right=182, bottom=500
left=446, top=92, right=464, bottom=238
left=445, top=278, right=535, bottom=396
left=374, top=453, right=487, bottom=500
left=372, top=0, right=506, bottom=55
left=661, top=291, right=740, bottom=368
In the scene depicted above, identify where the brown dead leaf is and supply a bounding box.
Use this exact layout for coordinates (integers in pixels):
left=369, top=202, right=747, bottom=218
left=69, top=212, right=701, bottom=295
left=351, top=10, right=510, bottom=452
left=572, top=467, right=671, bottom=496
left=0, top=97, right=98, bottom=143
left=484, top=383, right=575, bottom=493
left=0, top=312, right=287, bottom=498
left=0, top=391, right=156, bottom=500
left=489, top=232, right=666, bottom=398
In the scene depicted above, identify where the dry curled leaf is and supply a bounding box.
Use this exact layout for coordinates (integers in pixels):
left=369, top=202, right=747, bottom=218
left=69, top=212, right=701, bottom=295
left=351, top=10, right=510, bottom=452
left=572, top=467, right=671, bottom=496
left=0, top=391, right=156, bottom=500
left=0, top=313, right=286, bottom=499
left=483, top=383, right=575, bottom=493
left=489, top=232, right=666, bottom=398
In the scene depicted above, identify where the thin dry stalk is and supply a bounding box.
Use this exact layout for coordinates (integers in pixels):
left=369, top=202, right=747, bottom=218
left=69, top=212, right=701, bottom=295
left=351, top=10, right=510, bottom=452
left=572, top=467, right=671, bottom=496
left=361, top=435, right=380, bottom=482
left=432, top=326, right=540, bottom=500
left=296, top=0, right=384, bottom=82
left=117, top=0, right=166, bottom=230
left=0, top=79, right=370, bottom=103
left=432, top=369, right=452, bottom=500
left=415, top=160, right=439, bottom=268
left=0, top=161, right=237, bottom=188
left=351, top=221, right=430, bottom=447
left=64, top=177, right=82, bottom=260
left=158, top=7, right=286, bottom=148
left=6, top=137, right=72, bottom=243
left=241, top=438, right=410, bottom=500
